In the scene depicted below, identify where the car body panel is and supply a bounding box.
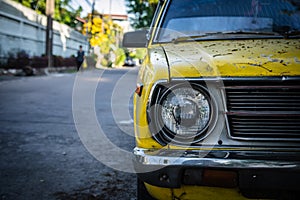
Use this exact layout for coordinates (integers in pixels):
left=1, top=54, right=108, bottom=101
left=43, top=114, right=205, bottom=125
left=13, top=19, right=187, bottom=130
left=163, top=39, right=300, bottom=78
left=135, top=38, right=300, bottom=198
left=145, top=183, right=247, bottom=200
left=134, top=46, right=169, bottom=149
left=133, top=35, right=300, bottom=200
left=128, top=0, right=300, bottom=199
left=134, top=39, right=300, bottom=149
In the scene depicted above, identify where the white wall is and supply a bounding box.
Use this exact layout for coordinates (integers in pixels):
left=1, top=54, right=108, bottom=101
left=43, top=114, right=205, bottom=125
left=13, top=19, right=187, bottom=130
left=0, top=0, right=88, bottom=59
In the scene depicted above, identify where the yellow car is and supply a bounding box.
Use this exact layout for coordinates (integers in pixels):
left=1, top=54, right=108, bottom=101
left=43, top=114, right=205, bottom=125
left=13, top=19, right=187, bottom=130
left=123, top=0, right=300, bottom=199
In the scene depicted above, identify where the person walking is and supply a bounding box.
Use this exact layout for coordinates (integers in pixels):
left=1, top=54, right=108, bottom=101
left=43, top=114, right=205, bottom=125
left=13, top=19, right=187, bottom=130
left=76, top=45, right=85, bottom=71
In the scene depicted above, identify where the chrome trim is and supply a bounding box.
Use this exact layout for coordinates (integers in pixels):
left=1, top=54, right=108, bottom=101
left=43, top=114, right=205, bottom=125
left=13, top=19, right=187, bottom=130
left=147, top=80, right=220, bottom=145
left=148, top=79, right=168, bottom=106
left=161, top=46, right=171, bottom=81
left=153, top=77, right=300, bottom=142
left=134, top=147, right=300, bottom=170
left=170, top=76, right=300, bottom=82
left=223, top=81, right=300, bottom=142
left=152, top=0, right=171, bottom=43
left=148, top=0, right=163, bottom=44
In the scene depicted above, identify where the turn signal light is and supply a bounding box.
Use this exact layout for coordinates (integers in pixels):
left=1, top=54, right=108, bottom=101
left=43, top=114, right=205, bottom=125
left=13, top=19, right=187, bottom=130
left=202, top=169, right=238, bottom=188
left=135, top=83, right=143, bottom=96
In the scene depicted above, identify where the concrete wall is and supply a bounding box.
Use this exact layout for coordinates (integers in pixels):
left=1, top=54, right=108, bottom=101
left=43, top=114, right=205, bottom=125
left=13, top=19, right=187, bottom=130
left=0, top=0, right=88, bottom=60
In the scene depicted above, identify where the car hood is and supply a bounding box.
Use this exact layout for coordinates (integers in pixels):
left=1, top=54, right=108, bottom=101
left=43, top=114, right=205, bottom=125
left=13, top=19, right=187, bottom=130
left=161, top=39, right=300, bottom=78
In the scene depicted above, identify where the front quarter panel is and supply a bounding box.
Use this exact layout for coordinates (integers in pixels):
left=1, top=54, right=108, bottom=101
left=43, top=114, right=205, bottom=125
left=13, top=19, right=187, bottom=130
left=134, top=45, right=169, bottom=149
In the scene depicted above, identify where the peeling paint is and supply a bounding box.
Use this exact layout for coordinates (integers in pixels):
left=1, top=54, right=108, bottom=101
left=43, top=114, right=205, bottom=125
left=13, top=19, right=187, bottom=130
left=236, top=62, right=273, bottom=72
left=213, top=53, right=233, bottom=57
left=159, top=39, right=300, bottom=77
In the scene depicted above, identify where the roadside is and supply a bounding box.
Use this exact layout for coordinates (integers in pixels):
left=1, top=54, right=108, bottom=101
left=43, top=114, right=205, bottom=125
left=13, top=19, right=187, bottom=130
left=0, top=55, right=139, bottom=82
left=0, top=54, right=99, bottom=81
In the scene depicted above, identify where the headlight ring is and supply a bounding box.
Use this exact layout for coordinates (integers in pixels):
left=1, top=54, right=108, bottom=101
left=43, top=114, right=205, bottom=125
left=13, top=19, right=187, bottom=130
left=150, top=82, right=217, bottom=145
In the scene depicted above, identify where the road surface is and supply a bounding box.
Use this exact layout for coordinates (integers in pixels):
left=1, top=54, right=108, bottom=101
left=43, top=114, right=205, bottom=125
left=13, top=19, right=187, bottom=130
left=0, top=68, right=138, bottom=200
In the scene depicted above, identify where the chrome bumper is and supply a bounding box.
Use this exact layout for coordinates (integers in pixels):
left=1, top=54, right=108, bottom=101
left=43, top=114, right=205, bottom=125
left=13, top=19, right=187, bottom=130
left=133, top=147, right=300, bottom=189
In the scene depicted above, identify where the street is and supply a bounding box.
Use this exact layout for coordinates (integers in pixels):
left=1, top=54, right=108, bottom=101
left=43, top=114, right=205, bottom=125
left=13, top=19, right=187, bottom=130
left=0, top=68, right=138, bottom=200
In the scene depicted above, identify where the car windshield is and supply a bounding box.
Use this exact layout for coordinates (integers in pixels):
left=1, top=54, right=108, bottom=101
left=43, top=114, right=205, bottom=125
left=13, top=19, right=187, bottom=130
left=156, top=0, right=300, bottom=42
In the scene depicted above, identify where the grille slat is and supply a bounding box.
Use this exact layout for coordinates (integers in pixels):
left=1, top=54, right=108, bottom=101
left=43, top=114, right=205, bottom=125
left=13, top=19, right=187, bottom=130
left=233, top=124, right=300, bottom=132
left=225, top=82, right=300, bottom=141
left=233, top=129, right=300, bottom=133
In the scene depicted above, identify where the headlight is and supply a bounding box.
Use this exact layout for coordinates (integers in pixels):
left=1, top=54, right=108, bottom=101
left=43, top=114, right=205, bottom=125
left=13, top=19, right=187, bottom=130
left=149, top=83, right=216, bottom=145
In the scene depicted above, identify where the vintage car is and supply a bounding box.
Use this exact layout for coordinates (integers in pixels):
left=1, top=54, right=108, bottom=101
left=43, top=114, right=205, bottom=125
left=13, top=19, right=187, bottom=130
left=123, top=0, right=300, bottom=199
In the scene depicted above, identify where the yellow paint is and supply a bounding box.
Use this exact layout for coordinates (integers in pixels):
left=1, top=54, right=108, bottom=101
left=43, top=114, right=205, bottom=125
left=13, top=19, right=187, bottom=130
left=134, top=46, right=169, bottom=149
left=163, top=39, right=300, bottom=78
left=134, top=39, right=300, bottom=148
left=133, top=2, right=300, bottom=197
left=145, top=183, right=248, bottom=200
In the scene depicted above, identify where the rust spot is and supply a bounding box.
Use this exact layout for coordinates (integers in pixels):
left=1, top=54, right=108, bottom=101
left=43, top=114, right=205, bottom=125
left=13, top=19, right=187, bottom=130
left=213, top=53, right=233, bottom=57
left=206, top=65, right=213, bottom=72
left=236, top=62, right=273, bottom=72
left=278, top=50, right=287, bottom=54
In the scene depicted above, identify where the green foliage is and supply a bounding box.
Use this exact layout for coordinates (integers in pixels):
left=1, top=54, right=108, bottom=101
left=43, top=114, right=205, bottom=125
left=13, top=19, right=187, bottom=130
left=134, top=48, right=147, bottom=60
left=114, top=48, right=126, bottom=66
left=85, top=17, right=124, bottom=67
left=127, top=48, right=146, bottom=60
left=12, top=0, right=82, bottom=28
left=126, top=0, right=158, bottom=29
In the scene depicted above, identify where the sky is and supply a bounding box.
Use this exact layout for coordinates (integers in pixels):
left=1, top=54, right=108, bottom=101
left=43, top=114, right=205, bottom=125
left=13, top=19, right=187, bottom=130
left=71, top=0, right=127, bottom=17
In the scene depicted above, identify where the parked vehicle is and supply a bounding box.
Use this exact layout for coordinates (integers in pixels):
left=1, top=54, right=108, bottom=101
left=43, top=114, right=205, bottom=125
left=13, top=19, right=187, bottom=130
left=123, top=0, right=300, bottom=199
left=123, top=55, right=136, bottom=67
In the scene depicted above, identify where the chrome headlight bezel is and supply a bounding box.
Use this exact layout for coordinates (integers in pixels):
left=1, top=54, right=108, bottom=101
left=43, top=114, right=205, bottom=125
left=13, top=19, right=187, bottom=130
left=147, top=81, right=218, bottom=146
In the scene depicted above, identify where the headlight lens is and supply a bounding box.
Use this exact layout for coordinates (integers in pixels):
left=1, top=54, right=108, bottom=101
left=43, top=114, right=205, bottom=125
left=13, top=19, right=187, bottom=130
left=152, top=83, right=214, bottom=145
left=161, top=87, right=210, bottom=139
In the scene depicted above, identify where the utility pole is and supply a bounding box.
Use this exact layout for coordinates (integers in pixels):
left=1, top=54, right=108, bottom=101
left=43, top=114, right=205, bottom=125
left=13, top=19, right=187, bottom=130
left=45, top=0, right=54, bottom=68
left=88, top=0, right=96, bottom=52
left=91, top=0, right=96, bottom=27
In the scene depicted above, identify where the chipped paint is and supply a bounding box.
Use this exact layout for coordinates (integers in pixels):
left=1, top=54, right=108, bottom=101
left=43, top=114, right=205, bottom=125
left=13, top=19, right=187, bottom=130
left=160, top=39, right=300, bottom=78
left=136, top=39, right=300, bottom=146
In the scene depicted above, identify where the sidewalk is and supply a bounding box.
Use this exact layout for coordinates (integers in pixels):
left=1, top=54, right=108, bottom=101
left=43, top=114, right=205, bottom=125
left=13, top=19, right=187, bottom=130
left=0, top=67, right=77, bottom=82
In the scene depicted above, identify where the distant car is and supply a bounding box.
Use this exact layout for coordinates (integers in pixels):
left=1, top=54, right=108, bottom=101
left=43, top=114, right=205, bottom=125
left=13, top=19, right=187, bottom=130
left=123, top=0, right=300, bottom=199
left=123, top=56, right=136, bottom=67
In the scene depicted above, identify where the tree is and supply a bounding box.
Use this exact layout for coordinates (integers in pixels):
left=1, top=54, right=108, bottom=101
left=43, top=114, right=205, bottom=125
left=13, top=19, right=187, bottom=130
left=83, top=16, right=125, bottom=67
left=12, top=0, right=82, bottom=28
left=126, top=0, right=158, bottom=29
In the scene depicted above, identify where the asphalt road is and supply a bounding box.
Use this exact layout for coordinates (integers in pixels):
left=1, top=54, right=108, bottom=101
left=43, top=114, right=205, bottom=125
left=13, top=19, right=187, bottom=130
left=0, top=68, right=138, bottom=200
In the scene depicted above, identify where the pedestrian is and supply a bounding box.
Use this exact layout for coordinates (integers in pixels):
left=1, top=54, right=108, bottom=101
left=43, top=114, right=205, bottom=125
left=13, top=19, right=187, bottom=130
left=76, top=45, right=85, bottom=71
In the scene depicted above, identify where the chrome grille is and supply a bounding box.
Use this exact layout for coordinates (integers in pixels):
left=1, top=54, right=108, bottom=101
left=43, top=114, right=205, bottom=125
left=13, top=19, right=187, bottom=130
left=225, top=82, right=300, bottom=141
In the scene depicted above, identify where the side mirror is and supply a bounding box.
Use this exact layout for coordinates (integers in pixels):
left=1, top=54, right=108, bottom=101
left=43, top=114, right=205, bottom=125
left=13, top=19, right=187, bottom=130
left=123, top=30, right=148, bottom=48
